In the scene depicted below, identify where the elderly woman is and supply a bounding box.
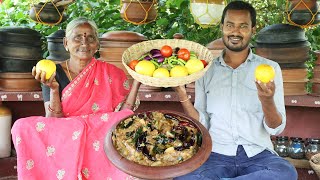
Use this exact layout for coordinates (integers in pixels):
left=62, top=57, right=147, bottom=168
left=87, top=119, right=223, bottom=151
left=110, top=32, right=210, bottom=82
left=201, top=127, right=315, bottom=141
left=12, top=17, right=141, bottom=179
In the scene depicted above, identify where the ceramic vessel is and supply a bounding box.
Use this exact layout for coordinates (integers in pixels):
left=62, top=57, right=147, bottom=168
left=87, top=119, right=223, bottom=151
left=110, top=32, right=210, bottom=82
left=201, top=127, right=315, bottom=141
left=104, top=110, right=212, bottom=180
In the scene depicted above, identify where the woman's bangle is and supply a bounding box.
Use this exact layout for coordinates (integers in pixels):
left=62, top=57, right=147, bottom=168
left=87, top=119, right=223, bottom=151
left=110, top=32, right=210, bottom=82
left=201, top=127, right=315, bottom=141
left=179, top=96, right=190, bottom=103
left=48, top=104, right=62, bottom=114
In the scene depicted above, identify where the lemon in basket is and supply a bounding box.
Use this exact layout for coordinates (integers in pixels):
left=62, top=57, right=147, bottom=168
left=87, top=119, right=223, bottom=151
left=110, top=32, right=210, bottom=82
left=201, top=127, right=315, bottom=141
left=170, top=65, right=188, bottom=77
left=135, top=60, right=156, bottom=77
left=153, top=68, right=170, bottom=78
left=185, top=59, right=204, bottom=75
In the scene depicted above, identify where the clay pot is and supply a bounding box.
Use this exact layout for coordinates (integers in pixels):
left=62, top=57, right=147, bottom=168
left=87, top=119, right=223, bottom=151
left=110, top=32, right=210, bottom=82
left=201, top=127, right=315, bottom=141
left=0, top=43, right=43, bottom=60
left=289, top=0, right=317, bottom=10
left=256, top=24, right=307, bottom=44
left=312, top=65, right=320, bottom=82
left=282, top=68, right=308, bottom=82
left=46, top=30, right=69, bottom=61
left=279, top=62, right=307, bottom=69
left=284, top=81, right=308, bottom=95
left=0, top=73, right=41, bottom=92
left=120, top=1, right=157, bottom=24
left=311, top=82, right=320, bottom=96
left=255, top=45, right=310, bottom=64
left=99, top=31, right=147, bottom=62
left=287, top=9, right=320, bottom=26
left=314, top=50, right=320, bottom=65
left=0, top=57, right=38, bottom=72
left=29, top=2, right=67, bottom=24
left=104, top=110, right=212, bottom=179
left=0, top=27, right=42, bottom=46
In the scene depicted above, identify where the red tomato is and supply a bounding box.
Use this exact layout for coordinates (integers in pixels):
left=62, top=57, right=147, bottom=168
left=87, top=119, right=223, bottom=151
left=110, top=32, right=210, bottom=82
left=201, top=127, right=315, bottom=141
left=201, top=60, right=208, bottom=67
left=177, top=48, right=190, bottom=61
left=128, top=60, right=139, bottom=70
left=160, top=45, right=173, bottom=57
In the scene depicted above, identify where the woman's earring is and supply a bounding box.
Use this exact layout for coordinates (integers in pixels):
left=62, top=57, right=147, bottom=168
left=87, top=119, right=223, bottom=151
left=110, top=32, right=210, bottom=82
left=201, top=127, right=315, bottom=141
left=65, top=48, right=69, bottom=52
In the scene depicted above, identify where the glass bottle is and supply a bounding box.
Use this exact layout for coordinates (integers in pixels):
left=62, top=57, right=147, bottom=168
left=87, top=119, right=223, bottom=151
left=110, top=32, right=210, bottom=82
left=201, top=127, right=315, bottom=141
left=305, top=138, right=320, bottom=160
left=289, top=137, right=305, bottom=159
left=274, top=136, right=289, bottom=157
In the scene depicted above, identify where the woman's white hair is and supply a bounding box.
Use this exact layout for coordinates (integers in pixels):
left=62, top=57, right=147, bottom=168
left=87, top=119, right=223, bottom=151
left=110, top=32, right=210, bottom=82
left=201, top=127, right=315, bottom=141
left=65, top=17, right=99, bottom=39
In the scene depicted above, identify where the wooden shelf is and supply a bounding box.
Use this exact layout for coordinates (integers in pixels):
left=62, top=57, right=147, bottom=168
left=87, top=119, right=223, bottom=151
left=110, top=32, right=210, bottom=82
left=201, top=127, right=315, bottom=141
left=285, top=95, right=320, bottom=108
left=285, top=157, right=312, bottom=169
left=0, top=91, right=43, bottom=102
left=0, top=91, right=319, bottom=108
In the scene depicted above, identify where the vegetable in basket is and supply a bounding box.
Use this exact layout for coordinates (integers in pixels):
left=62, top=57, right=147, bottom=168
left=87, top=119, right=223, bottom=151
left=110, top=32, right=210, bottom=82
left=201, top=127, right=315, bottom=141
left=128, top=45, right=206, bottom=77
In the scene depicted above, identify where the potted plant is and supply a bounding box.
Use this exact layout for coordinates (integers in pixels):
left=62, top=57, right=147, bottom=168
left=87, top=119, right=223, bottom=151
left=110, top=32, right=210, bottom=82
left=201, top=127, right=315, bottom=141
left=120, top=0, right=157, bottom=25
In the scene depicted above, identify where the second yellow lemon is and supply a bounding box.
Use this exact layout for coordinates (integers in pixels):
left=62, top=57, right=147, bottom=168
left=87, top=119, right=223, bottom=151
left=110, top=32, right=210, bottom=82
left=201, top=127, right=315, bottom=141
left=254, top=64, right=275, bottom=83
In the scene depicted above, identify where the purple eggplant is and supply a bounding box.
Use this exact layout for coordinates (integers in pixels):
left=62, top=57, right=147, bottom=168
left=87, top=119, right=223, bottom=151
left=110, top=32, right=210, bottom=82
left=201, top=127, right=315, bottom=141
left=150, top=49, right=161, bottom=55
left=144, top=55, right=152, bottom=60
left=157, top=56, right=165, bottom=63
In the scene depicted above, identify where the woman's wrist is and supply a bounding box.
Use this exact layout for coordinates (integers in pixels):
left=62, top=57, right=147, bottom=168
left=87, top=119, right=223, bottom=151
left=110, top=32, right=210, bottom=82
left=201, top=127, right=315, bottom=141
left=48, top=104, right=62, bottom=114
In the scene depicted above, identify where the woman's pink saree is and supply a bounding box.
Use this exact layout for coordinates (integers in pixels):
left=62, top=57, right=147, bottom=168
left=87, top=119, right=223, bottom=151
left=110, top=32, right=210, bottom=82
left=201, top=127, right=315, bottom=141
left=12, top=59, right=136, bottom=180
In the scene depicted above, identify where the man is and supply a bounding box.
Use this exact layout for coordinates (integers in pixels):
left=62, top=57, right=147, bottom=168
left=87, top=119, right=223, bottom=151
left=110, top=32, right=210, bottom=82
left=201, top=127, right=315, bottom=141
left=174, top=1, right=297, bottom=179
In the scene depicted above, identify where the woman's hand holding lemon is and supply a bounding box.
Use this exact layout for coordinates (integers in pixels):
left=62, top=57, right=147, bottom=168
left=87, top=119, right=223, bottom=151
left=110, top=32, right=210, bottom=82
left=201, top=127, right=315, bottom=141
left=32, top=59, right=59, bottom=90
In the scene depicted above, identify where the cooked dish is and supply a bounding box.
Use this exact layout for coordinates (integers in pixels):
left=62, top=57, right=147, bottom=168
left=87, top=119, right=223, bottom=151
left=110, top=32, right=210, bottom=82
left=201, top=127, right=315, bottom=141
left=112, top=111, right=202, bottom=166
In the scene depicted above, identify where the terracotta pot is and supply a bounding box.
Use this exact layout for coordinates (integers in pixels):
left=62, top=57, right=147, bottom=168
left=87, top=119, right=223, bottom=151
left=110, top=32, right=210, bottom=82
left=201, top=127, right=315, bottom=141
left=284, top=81, right=308, bottom=95
left=104, top=110, right=212, bottom=179
left=0, top=58, right=38, bottom=72
left=206, top=38, right=225, bottom=50
left=279, top=62, right=306, bottom=69
left=314, top=50, right=320, bottom=65
left=287, top=9, right=320, bottom=26
left=29, top=2, right=67, bottom=24
left=0, top=73, right=41, bottom=92
left=0, top=43, right=43, bottom=60
left=311, top=82, right=320, bottom=96
left=256, top=24, right=307, bottom=44
left=289, top=0, right=317, bottom=10
left=282, top=68, right=308, bottom=82
left=313, top=65, right=320, bottom=82
left=255, top=45, right=310, bottom=63
left=0, top=27, right=42, bottom=46
left=120, top=1, right=157, bottom=24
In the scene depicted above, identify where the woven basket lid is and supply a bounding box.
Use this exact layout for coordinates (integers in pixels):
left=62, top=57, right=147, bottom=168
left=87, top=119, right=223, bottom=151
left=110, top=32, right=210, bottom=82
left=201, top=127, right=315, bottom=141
left=100, top=31, right=147, bottom=42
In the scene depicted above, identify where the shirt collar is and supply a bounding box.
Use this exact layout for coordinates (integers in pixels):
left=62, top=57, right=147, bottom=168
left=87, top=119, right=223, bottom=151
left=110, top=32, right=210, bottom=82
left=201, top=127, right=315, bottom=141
left=218, top=48, right=254, bottom=67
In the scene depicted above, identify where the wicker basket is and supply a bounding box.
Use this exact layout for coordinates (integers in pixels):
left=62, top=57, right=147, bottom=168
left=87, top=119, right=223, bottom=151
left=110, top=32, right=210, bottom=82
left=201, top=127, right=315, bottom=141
left=122, top=39, right=214, bottom=87
left=310, top=153, right=320, bottom=178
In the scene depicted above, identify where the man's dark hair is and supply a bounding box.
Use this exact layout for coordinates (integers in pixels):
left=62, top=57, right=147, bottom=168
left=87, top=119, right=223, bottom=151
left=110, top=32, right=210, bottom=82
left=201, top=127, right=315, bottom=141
left=221, top=0, right=256, bottom=27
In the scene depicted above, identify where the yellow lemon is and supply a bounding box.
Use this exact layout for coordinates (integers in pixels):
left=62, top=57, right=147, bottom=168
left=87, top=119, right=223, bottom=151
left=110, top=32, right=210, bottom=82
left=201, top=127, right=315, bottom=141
left=255, top=64, right=275, bottom=83
left=170, top=65, right=188, bottom=77
left=135, top=60, right=156, bottom=76
left=153, top=68, right=170, bottom=78
left=36, top=59, right=56, bottom=80
left=185, top=59, right=204, bottom=74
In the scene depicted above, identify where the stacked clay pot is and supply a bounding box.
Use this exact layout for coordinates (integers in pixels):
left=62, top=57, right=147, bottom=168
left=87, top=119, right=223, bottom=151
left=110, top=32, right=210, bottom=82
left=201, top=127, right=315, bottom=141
left=98, top=31, right=161, bottom=92
left=255, top=23, right=309, bottom=95
left=311, top=50, right=320, bottom=96
left=0, top=27, right=42, bottom=91
left=46, top=29, right=69, bottom=62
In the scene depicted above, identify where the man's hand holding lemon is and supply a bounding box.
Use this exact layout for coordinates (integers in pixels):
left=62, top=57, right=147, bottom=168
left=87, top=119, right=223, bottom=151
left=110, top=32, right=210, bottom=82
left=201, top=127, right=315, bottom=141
left=254, top=64, right=276, bottom=101
left=32, top=59, right=58, bottom=89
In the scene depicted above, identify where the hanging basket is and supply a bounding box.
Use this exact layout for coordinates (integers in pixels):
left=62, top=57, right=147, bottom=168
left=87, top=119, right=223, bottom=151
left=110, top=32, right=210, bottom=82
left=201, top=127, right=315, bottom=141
left=190, top=0, right=226, bottom=28
left=286, top=0, right=320, bottom=28
left=29, top=0, right=68, bottom=25
left=120, top=0, right=157, bottom=25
